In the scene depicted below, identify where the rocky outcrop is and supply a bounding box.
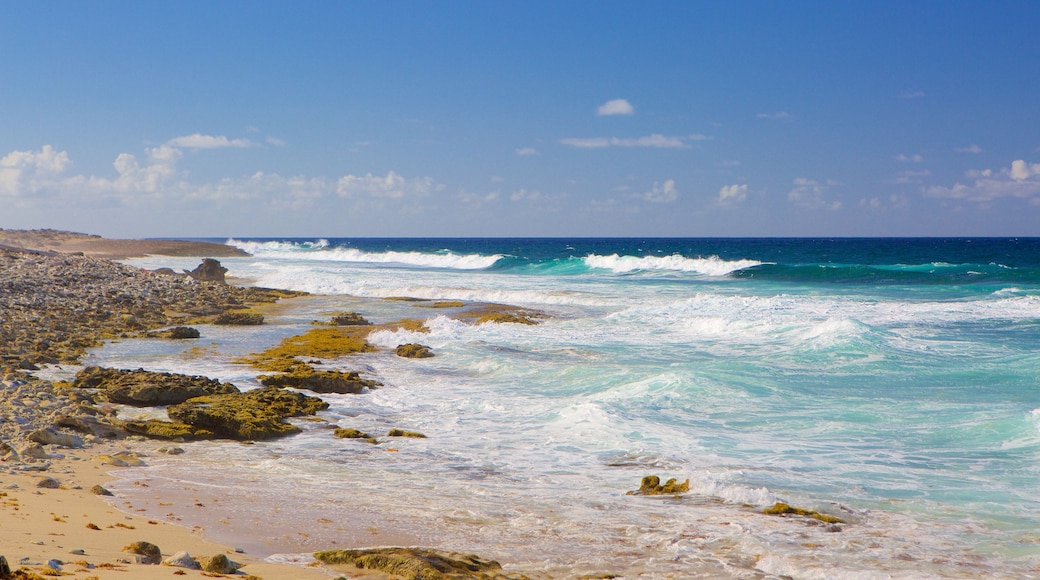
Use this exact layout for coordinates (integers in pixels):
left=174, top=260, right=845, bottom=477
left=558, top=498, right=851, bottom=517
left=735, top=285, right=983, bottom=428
left=163, top=387, right=329, bottom=440
left=313, top=547, right=523, bottom=580
left=185, top=258, right=228, bottom=283
left=258, top=369, right=380, bottom=394
left=396, top=343, right=434, bottom=358
left=123, top=541, right=162, bottom=564
left=214, top=311, right=264, bottom=325
left=627, top=475, right=690, bottom=496
left=74, top=366, right=239, bottom=406
left=327, top=312, right=371, bottom=326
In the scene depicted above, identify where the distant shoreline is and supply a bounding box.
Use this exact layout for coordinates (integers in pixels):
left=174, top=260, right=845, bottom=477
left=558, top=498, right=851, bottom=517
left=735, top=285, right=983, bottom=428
left=0, top=228, right=248, bottom=260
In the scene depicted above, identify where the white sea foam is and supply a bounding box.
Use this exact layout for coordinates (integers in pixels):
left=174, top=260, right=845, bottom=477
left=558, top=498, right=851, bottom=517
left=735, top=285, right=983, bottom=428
left=227, top=238, right=502, bottom=270
left=583, top=253, right=763, bottom=275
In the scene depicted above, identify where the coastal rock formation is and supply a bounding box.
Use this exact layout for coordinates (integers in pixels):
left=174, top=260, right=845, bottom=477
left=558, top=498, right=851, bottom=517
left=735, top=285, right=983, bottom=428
left=387, top=429, right=427, bottom=438
left=627, top=475, right=690, bottom=496
left=334, top=428, right=377, bottom=443
left=164, top=386, right=329, bottom=440
left=214, top=311, right=265, bottom=325
left=258, top=369, right=380, bottom=394
left=396, top=343, right=434, bottom=358
left=327, top=312, right=372, bottom=326
left=185, top=258, right=228, bottom=283
left=74, top=366, right=239, bottom=406
left=763, top=502, right=844, bottom=524
left=313, top=547, right=523, bottom=580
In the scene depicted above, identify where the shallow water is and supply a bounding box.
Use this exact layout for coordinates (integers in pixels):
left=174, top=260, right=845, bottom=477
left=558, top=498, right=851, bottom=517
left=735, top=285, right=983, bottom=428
left=87, top=238, right=1040, bottom=578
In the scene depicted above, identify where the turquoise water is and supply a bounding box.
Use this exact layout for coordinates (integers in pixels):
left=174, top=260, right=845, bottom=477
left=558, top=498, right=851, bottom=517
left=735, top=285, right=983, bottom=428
left=93, top=238, right=1040, bottom=578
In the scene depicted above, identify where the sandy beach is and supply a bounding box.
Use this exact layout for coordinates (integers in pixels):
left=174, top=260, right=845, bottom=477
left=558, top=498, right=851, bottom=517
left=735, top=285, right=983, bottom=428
left=0, top=230, right=333, bottom=579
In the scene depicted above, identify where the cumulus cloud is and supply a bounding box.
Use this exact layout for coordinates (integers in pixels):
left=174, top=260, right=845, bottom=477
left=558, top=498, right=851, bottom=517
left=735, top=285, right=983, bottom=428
left=637, top=179, right=678, bottom=203
left=166, top=133, right=253, bottom=149
left=0, top=142, right=441, bottom=212
left=560, top=133, right=704, bottom=149
left=717, top=183, right=747, bottom=206
left=787, top=177, right=841, bottom=210
left=515, top=147, right=539, bottom=156
left=597, top=98, right=635, bottom=116
left=510, top=189, right=544, bottom=202
left=266, top=136, right=287, bottom=146
left=925, top=159, right=1040, bottom=203
left=0, top=145, right=72, bottom=196
left=756, top=111, right=794, bottom=121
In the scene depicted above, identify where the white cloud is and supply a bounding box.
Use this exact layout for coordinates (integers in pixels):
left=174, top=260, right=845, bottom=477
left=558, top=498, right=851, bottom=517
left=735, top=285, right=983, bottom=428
left=955, top=144, right=982, bottom=154
left=510, top=189, right=544, bottom=202
left=560, top=133, right=698, bottom=149
left=891, top=169, right=931, bottom=184
left=515, top=147, right=539, bottom=156
left=336, top=171, right=439, bottom=199
left=597, top=98, right=635, bottom=116
left=638, top=179, right=678, bottom=203
left=896, top=153, right=924, bottom=163
left=166, top=134, right=253, bottom=149
left=859, top=195, right=908, bottom=210
left=787, top=177, right=841, bottom=210
left=0, top=145, right=72, bottom=196
left=266, top=136, right=287, bottom=147
left=717, top=183, right=747, bottom=206
left=757, top=111, right=794, bottom=121
left=925, top=159, right=1040, bottom=203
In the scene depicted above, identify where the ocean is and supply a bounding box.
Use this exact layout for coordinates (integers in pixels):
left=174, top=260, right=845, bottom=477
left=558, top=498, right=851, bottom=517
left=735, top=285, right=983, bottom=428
left=86, top=238, right=1040, bottom=578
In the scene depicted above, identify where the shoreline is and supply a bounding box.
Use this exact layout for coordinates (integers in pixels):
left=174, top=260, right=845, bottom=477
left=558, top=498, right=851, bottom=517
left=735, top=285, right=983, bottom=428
left=0, top=230, right=334, bottom=579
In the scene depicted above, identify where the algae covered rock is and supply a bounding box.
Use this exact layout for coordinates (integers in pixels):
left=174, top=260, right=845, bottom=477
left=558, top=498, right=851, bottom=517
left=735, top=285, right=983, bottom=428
left=387, top=428, right=427, bottom=438
left=395, top=343, right=434, bottom=358
left=763, top=502, right=844, bottom=524
left=627, top=475, right=690, bottom=496
left=327, top=312, right=372, bottom=326
left=74, top=366, right=239, bottom=406
left=198, top=553, right=239, bottom=574
left=123, top=541, right=162, bottom=564
left=258, top=369, right=380, bottom=394
left=334, top=428, right=377, bottom=443
left=314, top=547, right=517, bottom=580
left=165, top=326, right=201, bottom=339
left=165, top=386, right=329, bottom=440
left=214, top=311, right=264, bottom=325
left=119, top=418, right=215, bottom=441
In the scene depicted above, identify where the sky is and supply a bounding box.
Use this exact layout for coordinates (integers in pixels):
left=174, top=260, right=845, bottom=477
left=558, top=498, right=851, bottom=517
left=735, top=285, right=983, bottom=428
left=2, top=1, right=1039, bottom=238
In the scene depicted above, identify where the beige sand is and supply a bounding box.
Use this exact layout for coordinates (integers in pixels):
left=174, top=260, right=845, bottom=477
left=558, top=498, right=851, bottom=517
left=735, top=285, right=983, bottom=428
left=0, top=446, right=334, bottom=579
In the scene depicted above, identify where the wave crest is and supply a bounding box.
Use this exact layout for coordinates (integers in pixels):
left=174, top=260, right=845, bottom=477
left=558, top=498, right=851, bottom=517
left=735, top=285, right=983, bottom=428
left=226, top=239, right=502, bottom=270
left=583, top=253, right=763, bottom=276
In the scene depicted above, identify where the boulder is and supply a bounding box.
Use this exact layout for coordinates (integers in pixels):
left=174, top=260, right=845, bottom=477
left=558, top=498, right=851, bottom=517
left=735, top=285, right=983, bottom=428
left=74, top=366, right=239, bottom=406
left=258, top=369, right=379, bottom=394
left=627, top=475, right=690, bottom=496
left=198, top=553, right=239, bottom=574
left=164, top=386, right=329, bottom=440
left=185, top=258, right=228, bottom=283
left=123, top=541, right=162, bottom=565
left=327, top=312, right=371, bottom=326
left=395, top=343, right=434, bottom=358
left=334, top=428, right=377, bottom=443
left=163, top=551, right=201, bottom=570
left=28, top=427, right=83, bottom=448
left=313, top=547, right=517, bottom=580
left=166, top=326, right=201, bottom=339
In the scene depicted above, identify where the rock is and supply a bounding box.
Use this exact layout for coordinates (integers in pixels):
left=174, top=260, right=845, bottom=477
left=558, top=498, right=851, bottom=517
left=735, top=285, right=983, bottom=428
left=36, top=477, right=61, bottom=489
left=198, top=553, right=239, bottom=574
left=54, top=414, right=126, bottom=439
left=213, top=311, right=264, bottom=325
left=163, top=551, right=201, bottom=569
left=763, top=502, right=845, bottom=524
left=387, top=429, right=426, bottom=438
left=627, top=475, right=690, bottom=496
left=327, top=312, right=371, bottom=326
left=0, top=555, right=10, bottom=578
left=334, top=428, right=377, bottom=443
left=258, top=369, right=380, bottom=394
left=162, top=386, right=329, bottom=440
left=185, top=258, right=228, bottom=283
left=313, top=547, right=517, bottom=580
left=93, top=451, right=145, bottom=467
left=18, top=442, right=50, bottom=460
left=90, top=484, right=114, bottom=496
left=166, top=326, right=201, bottom=339
left=45, top=559, right=63, bottom=571
left=74, top=366, right=239, bottom=406
left=395, top=343, right=434, bottom=358
left=123, top=541, right=162, bottom=564
left=28, top=427, right=83, bottom=448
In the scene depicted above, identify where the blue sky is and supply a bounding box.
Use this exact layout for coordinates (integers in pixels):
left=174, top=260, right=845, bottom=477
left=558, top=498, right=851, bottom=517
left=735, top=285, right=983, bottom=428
left=2, top=1, right=1039, bottom=237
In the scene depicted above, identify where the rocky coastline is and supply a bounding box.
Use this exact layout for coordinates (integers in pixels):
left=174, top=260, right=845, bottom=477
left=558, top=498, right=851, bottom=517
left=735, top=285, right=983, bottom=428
left=0, top=230, right=551, bottom=580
